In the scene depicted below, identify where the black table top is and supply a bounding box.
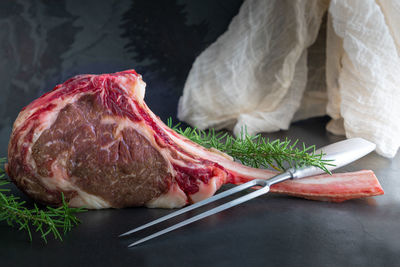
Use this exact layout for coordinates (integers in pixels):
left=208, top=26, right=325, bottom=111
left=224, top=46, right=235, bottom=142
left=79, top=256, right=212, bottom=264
left=1, top=1, right=399, bottom=266
left=2, top=116, right=399, bottom=267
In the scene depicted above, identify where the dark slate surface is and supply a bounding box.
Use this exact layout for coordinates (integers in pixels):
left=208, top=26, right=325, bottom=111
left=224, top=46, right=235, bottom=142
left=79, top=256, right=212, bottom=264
left=1, top=1, right=400, bottom=266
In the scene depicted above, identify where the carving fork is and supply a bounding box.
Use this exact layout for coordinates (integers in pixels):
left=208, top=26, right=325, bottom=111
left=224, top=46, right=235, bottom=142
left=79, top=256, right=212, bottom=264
left=119, top=138, right=376, bottom=247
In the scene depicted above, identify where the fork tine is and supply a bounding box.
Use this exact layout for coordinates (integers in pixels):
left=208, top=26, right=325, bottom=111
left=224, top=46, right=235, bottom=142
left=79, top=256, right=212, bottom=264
left=119, top=179, right=261, bottom=237
left=128, top=181, right=271, bottom=247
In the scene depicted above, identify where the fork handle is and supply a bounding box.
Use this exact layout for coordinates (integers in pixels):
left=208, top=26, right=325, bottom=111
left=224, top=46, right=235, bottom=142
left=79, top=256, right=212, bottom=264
left=266, top=171, right=293, bottom=186
left=286, top=138, right=376, bottom=180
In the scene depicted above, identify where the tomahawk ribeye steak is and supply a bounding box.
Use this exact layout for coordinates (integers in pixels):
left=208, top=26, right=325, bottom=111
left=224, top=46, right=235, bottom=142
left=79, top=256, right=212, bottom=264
left=6, top=70, right=383, bottom=209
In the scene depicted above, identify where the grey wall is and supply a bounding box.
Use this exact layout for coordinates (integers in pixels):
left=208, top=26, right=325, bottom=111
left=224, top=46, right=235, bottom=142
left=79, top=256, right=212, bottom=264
left=0, top=0, right=243, bottom=155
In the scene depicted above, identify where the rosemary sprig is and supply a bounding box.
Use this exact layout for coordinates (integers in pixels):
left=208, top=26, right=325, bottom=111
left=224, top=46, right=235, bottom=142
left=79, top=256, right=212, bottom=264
left=0, top=158, right=86, bottom=242
left=167, top=118, right=333, bottom=173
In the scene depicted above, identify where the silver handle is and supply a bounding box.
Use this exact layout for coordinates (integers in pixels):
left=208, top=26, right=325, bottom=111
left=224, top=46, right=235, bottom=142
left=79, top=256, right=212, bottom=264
left=290, top=138, right=376, bottom=179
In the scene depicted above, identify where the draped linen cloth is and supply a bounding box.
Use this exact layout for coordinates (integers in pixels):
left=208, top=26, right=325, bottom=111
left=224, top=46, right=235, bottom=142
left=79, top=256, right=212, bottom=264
left=178, top=0, right=400, bottom=158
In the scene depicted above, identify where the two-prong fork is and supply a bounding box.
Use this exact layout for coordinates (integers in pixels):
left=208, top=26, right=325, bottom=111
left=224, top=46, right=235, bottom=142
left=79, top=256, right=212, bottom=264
left=120, top=138, right=376, bottom=247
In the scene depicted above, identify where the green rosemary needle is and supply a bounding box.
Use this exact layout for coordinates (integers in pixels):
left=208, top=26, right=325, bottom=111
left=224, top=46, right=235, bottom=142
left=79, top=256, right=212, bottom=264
left=167, top=118, right=333, bottom=173
left=0, top=158, right=86, bottom=242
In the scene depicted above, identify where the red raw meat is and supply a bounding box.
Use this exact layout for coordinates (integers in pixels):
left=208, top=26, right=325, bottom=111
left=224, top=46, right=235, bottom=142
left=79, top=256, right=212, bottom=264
left=5, top=70, right=384, bottom=209
left=232, top=169, right=384, bottom=202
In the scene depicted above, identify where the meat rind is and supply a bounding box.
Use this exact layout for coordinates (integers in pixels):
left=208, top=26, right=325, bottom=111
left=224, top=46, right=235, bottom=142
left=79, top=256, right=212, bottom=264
left=269, top=170, right=384, bottom=202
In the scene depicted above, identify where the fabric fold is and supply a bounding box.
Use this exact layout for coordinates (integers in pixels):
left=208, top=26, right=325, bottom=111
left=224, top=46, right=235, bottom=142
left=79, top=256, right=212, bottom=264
left=178, top=0, right=400, bottom=158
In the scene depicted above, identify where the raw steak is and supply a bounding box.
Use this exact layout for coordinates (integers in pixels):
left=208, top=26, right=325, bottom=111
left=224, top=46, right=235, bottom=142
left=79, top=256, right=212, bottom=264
left=5, top=70, right=384, bottom=209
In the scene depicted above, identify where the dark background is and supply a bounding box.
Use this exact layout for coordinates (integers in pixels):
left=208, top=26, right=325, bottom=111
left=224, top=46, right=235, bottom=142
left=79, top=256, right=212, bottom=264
left=1, top=1, right=400, bottom=266
left=0, top=0, right=243, bottom=154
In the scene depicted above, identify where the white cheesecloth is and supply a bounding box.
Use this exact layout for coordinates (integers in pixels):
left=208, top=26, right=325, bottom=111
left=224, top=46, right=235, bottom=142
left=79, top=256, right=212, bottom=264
left=178, top=0, right=400, bottom=158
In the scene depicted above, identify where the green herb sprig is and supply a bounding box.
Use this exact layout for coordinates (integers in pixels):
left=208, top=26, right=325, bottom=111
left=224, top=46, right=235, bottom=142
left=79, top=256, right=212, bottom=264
left=0, top=158, right=86, bottom=242
left=167, top=118, right=333, bottom=173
